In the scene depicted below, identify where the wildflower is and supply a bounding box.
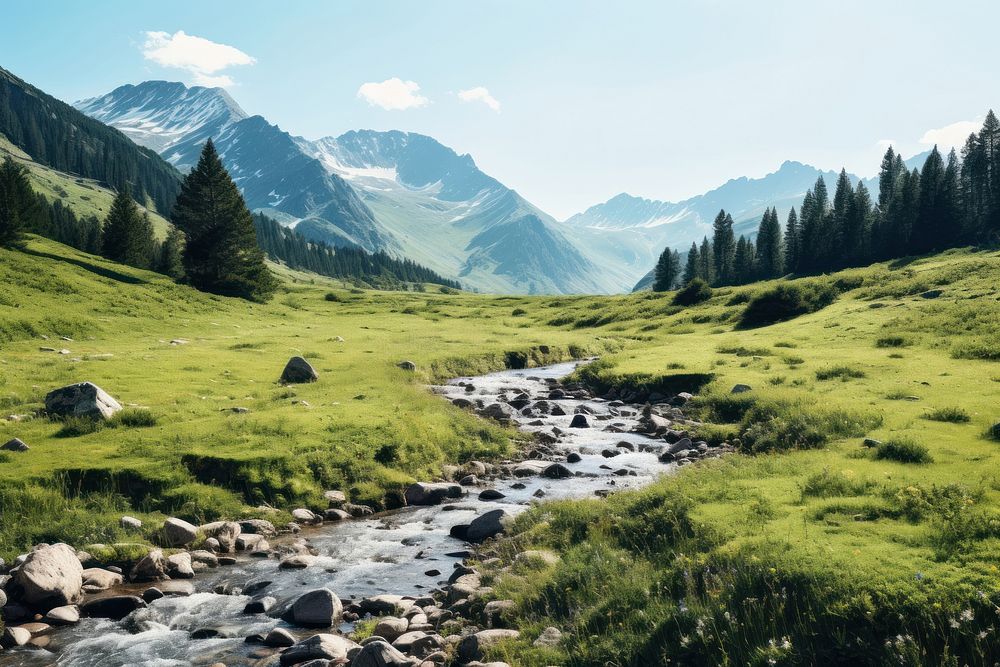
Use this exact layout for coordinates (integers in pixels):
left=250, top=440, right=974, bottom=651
left=914, top=572, right=924, bottom=581
left=961, top=608, right=974, bottom=622
left=949, top=618, right=960, bottom=629
left=723, top=611, right=731, bottom=622
left=781, top=636, right=792, bottom=650
left=680, top=634, right=690, bottom=647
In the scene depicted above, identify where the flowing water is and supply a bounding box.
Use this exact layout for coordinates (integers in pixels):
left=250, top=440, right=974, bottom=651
left=0, top=361, right=676, bottom=666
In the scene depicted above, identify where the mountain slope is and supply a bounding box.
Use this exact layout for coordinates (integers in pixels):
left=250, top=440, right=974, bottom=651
left=0, top=66, right=181, bottom=214
left=298, top=129, right=616, bottom=294
left=75, top=81, right=393, bottom=253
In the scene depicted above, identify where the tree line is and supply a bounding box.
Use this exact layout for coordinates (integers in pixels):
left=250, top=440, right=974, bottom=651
left=653, top=108, right=1000, bottom=292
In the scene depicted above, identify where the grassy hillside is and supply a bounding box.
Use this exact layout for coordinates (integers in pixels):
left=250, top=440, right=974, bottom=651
left=0, top=236, right=608, bottom=558
left=2, top=235, right=999, bottom=664
left=472, top=249, right=1000, bottom=665
left=0, top=133, right=171, bottom=238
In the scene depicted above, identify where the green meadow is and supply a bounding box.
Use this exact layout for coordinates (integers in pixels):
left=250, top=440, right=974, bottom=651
left=2, top=236, right=1000, bottom=664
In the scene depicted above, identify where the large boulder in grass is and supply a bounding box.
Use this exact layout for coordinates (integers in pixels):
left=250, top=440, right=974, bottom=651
left=13, top=543, right=84, bottom=609
left=44, top=382, right=121, bottom=420
left=466, top=509, right=514, bottom=543
left=280, top=356, right=318, bottom=384
left=457, top=629, right=521, bottom=663
left=404, top=482, right=463, bottom=506
left=279, top=633, right=358, bottom=666
left=291, top=587, right=343, bottom=627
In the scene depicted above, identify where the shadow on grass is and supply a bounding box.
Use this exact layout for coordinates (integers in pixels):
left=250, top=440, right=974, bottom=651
left=21, top=247, right=147, bottom=285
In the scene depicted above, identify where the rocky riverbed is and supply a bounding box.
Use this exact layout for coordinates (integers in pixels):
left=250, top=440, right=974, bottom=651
left=0, top=361, right=726, bottom=666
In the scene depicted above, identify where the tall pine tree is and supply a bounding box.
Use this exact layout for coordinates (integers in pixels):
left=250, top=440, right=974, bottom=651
left=682, top=242, right=700, bottom=284
left=783, top=207, right=799, bottom=274
left=698, top=236, right=712, bottom=283
left=0, top=156, right=38, bottom=247
left=101, top=185, right=155, bottom=268
left=652, top=247, right=681, bottom=291
left=755, top=207, right=783, bottom=279
left=171, top=140, right=277, bottom=302
left=711, top=210, right=735, bottom=285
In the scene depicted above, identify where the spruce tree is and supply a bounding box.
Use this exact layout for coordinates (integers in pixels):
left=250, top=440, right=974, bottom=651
left=102, top=185, right=155, bottom=268
left=711, top=210, right=735, bottom=285
left=699, top=236, right=712, bottom=283
left=0, top=156, right=38, bottom=247
left=652, top=246, right=680, bottom=291
left=158, top=226, right=186, bottom=279
left=829, top=169, right=854, bottom=268
left=911, top=146, right=946, bottom=254
left=843, top=181, right=872, bottom=266
left=755, top=207, right=783, bottom=279
left=733, top=235, right=754, bottom=284
left=682, top=242, right=700, bottom=283
left=171, top=139, right=277, bottom=302
left=783, top=207, right=799, bottom=274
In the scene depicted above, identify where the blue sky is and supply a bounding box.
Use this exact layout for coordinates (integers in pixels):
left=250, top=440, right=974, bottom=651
left=3, top=0, right=999, bottom=218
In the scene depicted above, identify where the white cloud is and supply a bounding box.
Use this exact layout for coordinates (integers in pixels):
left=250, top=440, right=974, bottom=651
left=875, top=138, right=896, bottom=152
left=357, top=78, right=429, bottom=111
left=458, top=86, right=501, bottom=112
left=142, top=30, right=255, bottom=87
left=919, top=119, right=982, bottom=149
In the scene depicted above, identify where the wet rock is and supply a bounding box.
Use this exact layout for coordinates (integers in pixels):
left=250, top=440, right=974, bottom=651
left=80, top=567, right=123, bottom=593
left=44, top=382, right=122, bottom=420
left=357, top=594, right=412, bottom=617
left=568, top=414, right=589, bottom=428
left=166, top=552, right=194, bottom=579
left=201, top=521, right=241, bottom=552
left=344, top=503, right=376, bottom=517
left=459, top=474, right=478, bottom=486
left=281, top=356, right=318, bottom=383
left=452, top=397, right=473, bottom=409
left=14, top=543, right=83, bottom=609
left=457, top=629, right=521, bottom=663
left=81, top=595, right=146, bottom=620
left=243, top=596, right=276, bottom=614
left=533, top=626, right=563, bottom=647
left=351, top=639, right=414, bottom=667
left=291, top=587, right=343, bottom=627
left=1, top=626, right=31, bottom=648
left=159, top=580, right=195, bottom=596
left=292, top=508, right=323, bottom=525
left=601, top=448, right=620, bottom=458
left=238, top=518, right=277, bottom=536
left=1, top=437, right=28, bottom=452
left=393, top=630, right=443, bottom=655
left=234, top=533, right=266, bottom=552
left=130, top=550, right=169, bottom=582
left=279, top=554, right=316, bottom=569
left=324, top=489, right=347, bottom=507
left=279, top=633, right=358, bottom=665
left=480, top=403, right=515, bottom=421
left=44, top=604, right=80, bottom=625
left=264, top=627, right=296, bottom=647
left=466, top=509, right=513, bottom=543
left=542, top=463, right=572, bottom=479
left=405, top=482, right=464, bottom=506
left=163, top=517, right=198, bottom=547
left=449, top=524, right=470, bottom=541
left=374, top=616, right=409, bottom=642
left=478, top=489, right=505, bottom=501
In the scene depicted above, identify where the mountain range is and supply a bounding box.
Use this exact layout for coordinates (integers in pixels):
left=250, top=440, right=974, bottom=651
left=70, top=79, right=933, bottom=295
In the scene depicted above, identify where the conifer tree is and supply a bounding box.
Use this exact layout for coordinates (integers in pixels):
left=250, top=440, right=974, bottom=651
left=733, top=235, right=755, bottom=284
left=158, top=226, right=186, bottom=279
left=101, top=185, right=155, bottom=268
left=171, top=139, right=277, bottom=302
left=829, top=169, right=854, bottom=268
left=711, top=210, right=735, bottom=285
left=698, top=236, right=712, bottom=283
left=755, top=207, right=783, bottom=279
left=0, top=156, right=37, bottom=247
left=682, top=242, right=700, bottom=283
left=652, top=246, right=681, bottom=291
left=783, top=207, right=799, bottom=274
left=843, top=181, right=872, bottom=266
left=911, top=146, right=946, bottom=254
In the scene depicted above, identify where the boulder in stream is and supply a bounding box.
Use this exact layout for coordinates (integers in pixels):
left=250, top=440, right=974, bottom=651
left=291, top=587, right=343, bottom=627
left=279, top=633, right=358, bottom=665
left=13, top=543, right=84, bottom=610
left=404, top=482, right=464, bottom=506
left=466, top=509, right=513, bottom=543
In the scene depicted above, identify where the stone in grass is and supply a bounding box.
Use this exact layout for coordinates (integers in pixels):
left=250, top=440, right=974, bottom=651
left=44, top=382, right=122, bottom=420
left=280, top=356, right=319, bottom=384
left=1, top=437, right=29, bottom=452
left=730, top=384, right=752, bottom=394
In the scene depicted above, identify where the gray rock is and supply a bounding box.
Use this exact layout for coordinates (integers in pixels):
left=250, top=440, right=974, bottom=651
left=542, top=463, right=572, bottom=479
left=478, top=489, right=505, bottom=501
left=280, top=554, right=316, bottom=569
left=396, top=360, right=417, bottom=371
left=238, top=518, right=277, bottom=536
left=44, top=604, right=80, bottom=625
left=279, top=633, right=358, bottom=665
left=324, top=508, right=351, bottom=522
left=1, top=438, right=29, bottom=452
left=81, top=595, right=146, bottom=620
left=533, top=626, right=563, bottom=647
left=119, top=516, right=142, bottom=531
left=243, top=595, right=276, bottom=614
left=81, top=567, right=123, bottom=591
left=162, top=517, right=198, bottom=547
left=405, top=482, right=464, bottom=506
left=235, top=533, right=267, bottom=551
left=324, top=489, right=347, bottom=507
left=264, top=627, right=296, bottom=647
left=190, top=550, right=219, bottom=567
left=373, top=616, right=409, bottom=642
left=351, top=639, right=414, bottom=667
left=292, top=508, right=322, bottom=524
left=166, top=552, right=194, bottom=579
left=457, top=629, right=521, bottom=662
left=200, top=521, right=241, bottom=552
left=14, top=543, right=83, bottom=609
left=731, top=384, right=752, bottom=394
left=130, top=550, right=169, bottom=582
left=483, top=599, right=516, bottom=628
left=291, top=587, right=343, bottom=627
left=1, top=626, right=31, bottom=648
left=466, top=509, right=513, bottom=543
left=44, top=382, right=122, bottom=420
left=569, top=414, right=589, bottom=428
left=281, top=356, right=318, bottom=383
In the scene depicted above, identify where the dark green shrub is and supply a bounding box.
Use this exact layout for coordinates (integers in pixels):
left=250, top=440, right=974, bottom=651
left=511, top=308, right=527, bottom=316
left=324, top=292, right=342, bottom=302
left=738, top=282, right=838, bottom=328
left=672, top=279, right=712, bottom=306
left=874, top=438, right=933, bottom=464
left=923, top=407, right=971, bottom=423
left=108, top=409, right=157, bottom=428
left=816, top=365, right=867, bottom=381
left=875, top=336, right=910, bottom=348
